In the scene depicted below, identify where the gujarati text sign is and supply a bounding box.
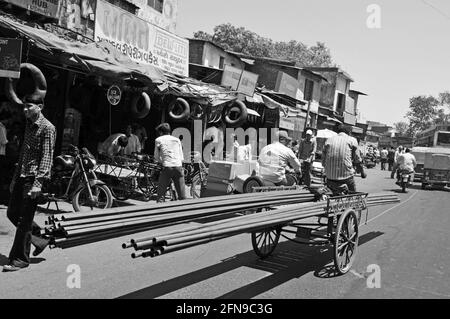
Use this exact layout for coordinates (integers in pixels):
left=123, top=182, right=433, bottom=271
left=4, top=0, right=59, bottom=18
left=0, top=38, right=22, bottom=78
left=94, top=0, right=189, bottom=76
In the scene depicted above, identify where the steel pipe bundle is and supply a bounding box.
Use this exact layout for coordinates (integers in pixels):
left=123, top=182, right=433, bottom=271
left=46, top=190, right=317, bottom=249
left=124, top=193, right=400, bottom=259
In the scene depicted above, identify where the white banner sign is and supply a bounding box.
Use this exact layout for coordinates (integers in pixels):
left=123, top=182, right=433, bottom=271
left=94, top=0, right=189, bottom=77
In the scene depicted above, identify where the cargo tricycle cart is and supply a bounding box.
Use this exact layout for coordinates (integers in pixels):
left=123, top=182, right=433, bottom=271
left=250, top=189, right=368, bottom=274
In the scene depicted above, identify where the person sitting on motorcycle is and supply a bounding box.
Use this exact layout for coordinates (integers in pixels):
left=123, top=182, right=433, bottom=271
left=395, top=148, right=416, bottom=184
left=258, top=130, right=301, bottom=186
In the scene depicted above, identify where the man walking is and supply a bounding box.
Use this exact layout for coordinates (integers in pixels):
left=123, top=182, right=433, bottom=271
left=3, top=95, right=56, bottom=272
left=390, top=146, right=404, bottom=179
left=322, top=124, right=362, bottom=193
left=154, top=123, right=186, bottom=202
left=380, top=147, right=388, bottom=170
left=387, top=146, right=396, bottom=171
left=297, top=130, right=317, bottom=187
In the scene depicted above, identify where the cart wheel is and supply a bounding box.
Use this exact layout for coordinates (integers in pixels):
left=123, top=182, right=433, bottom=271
left=243, top=176, right=265, bottom=193
left=334, top=209, right=359, bottom=275
left=251, top=227, right=281, bottom=258
left=110, top=186, right=132, bottom=201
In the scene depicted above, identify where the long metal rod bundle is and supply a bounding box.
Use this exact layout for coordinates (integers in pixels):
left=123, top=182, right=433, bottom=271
left=50, top=189, right=313, bottom=223
left=58, top=195, right=315, bottom=238
left=133, top=207, right=326, bottom=251
left=127, top=195, right=400, bottom=253
left=127, top=194, right=398, bottom=246
left=60, top=196, right=315, bottom=234
left=51, top=192, right=399, bottom=249
left=54, top=193, right=315, bottom=229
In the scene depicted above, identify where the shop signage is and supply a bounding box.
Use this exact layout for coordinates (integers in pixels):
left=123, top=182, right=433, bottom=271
left=279, top=117, right=295, bottom=131
left=0, top=38, right=22, bottom=78
left=94, top=0, right=189, bottom=77
left=221, top=65, right=258, bottom=96
left=275, top=71, right=299, bottom=99
left=107, top=85, right=122, bottom=105
left=4, top=0, right=59, bottom=18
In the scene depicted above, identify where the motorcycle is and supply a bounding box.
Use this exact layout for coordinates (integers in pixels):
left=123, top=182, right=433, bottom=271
left=364, top=154, right=376, bottom=169
left=396, top=169, right=413, bottom=193
left=41, top=146, right=113, bottom=212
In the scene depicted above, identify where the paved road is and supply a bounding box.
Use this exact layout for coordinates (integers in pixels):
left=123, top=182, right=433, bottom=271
left=0, top=168, right=449, bottom=299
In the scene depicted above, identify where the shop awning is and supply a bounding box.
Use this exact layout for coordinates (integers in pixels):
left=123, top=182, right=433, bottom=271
left=0, top=13, right=166, bottom=84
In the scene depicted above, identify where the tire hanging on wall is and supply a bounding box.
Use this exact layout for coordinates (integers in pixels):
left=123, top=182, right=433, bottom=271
left=131, top=92, right=151, bottom=119
left=168, top=97, right=190, bottom=122
left=223, top=100, right=248, bottom=127
left=5, top=63, right=47, bottom=105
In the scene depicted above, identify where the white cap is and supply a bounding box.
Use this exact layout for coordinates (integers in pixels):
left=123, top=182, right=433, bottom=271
left=306, top=130, right=313, bottom=135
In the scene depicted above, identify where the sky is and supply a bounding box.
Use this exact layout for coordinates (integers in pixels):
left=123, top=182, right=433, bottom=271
left=176, top=0, right=450, bottom=126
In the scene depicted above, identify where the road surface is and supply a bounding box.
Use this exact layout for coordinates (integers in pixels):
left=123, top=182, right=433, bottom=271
left=0, top=168, right=449, bottom=299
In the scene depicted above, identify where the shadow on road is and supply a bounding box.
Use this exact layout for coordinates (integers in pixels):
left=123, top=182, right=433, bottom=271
left=117, top=231, right=384, bottom=299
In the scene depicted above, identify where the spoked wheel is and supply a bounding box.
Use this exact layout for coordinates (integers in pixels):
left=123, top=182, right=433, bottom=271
left=109, top=179, right=132, bottom=201
left=72, top=184, right=113, bottom=212
left=137, top=177, right=156, bottom=202
left=334, top=209, right=359, bottom=275
left=251, top=227, right=281, bottom=258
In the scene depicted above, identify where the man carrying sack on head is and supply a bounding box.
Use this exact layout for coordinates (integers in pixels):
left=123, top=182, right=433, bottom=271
left=3, top=95, right=56, bottom=272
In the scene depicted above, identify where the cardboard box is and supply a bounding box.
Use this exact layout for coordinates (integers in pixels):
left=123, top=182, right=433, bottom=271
left=208, top=160, right=259, bottom=180
left=424, top=153, right=450, bottom=170
left=208, top=161, right=237, bottom=180
left=201, top=182, right=232, bottom=197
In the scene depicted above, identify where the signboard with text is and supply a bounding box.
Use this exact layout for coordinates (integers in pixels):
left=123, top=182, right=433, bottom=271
left=4, top=0, right=59, bottom=18
left=94, top=0, right=189, bottom=76
left=221, top=65, right=258, bottom=96
left=0, top=38, right=22, bottom=78
left=275, top=71, right=299, bottom=99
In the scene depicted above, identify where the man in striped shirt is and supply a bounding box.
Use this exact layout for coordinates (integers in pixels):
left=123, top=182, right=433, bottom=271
left=322, top=124, right=362, bottom=193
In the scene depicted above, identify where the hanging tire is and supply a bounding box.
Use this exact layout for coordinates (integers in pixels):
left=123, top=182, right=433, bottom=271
left=223, top=100, right=248, bottom=127
left=72, top=184, right=113, bottom=212
left=243, top=176, right=265, bottom=193
left=5, top=63, right=47, bottom=105
left=168, top=97, right=190, bottom=122
left=131, top=92, right=151, bottom=119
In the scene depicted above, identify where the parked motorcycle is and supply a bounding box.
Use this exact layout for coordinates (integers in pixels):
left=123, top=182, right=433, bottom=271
left=41, top=146, right=113, bottom=212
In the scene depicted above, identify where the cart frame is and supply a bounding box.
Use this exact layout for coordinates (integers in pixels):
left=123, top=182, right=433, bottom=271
left=250, top=190, right=369, bottom=275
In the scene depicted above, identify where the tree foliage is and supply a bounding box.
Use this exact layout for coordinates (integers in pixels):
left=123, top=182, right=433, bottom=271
left=393, top=121, right=409, bottom=136
left=404, top=92, right=450, bottom=137
left=406, top=95, right=440, bottom=137
left=193, top=23, right=333, bottom=67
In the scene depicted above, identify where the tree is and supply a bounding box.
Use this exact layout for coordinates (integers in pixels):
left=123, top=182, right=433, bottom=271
left=406, top=95, right=440, bottom=137
left=193, top=23, right=333, bottom=67
left=393, top=121, right=410, bottom=136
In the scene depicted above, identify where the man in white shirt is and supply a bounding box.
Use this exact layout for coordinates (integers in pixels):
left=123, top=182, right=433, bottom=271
left=98, top=133, right=128, bottom=157
left=396, top=148, right=416, bottom=177
left=391, top=146, right=404, bottom=178
left=258, top=131, right=301, bottom=185
left=123, top=125, right=141, bottom=155
left=154, top=123, right=185, bottom=202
